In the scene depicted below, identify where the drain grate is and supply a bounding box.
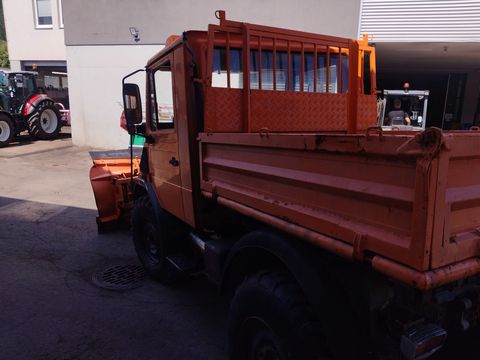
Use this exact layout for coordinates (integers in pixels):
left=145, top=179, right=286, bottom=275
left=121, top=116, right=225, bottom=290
left=92, top=263, right=146, bottom=290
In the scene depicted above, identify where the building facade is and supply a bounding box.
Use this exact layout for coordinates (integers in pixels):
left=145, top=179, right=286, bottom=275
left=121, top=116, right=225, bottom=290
left=62, top=0, right=362, bottom=149
left=3, top=0, right=69, bottom=107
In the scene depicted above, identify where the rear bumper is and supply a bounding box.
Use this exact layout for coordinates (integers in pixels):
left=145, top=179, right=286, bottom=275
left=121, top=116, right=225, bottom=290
left=372, top=256, right=480, bottom=290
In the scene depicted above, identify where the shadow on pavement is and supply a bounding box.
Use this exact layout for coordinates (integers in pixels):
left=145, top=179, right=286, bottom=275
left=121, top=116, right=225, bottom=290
left=8, top=129, right=72, bottom=148
left=0, top=196, right=227, bottom=360
left=3, top=196, right=477, bottom=359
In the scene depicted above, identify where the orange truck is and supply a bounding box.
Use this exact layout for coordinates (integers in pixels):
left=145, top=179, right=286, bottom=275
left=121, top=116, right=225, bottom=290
left=91, top=12, right=480, bottom=360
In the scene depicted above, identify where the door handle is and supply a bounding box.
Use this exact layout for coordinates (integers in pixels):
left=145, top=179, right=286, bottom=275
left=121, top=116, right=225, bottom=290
left=169, top=157, right=179, bottom=167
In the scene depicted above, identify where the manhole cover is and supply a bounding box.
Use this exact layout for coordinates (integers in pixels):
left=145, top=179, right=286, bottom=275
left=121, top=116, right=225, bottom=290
left=92, top=263, right=146, bottom=290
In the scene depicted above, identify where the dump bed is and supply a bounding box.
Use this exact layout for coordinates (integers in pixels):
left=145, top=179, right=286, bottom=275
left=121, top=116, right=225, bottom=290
left=199, top=128, right=480, bottom=289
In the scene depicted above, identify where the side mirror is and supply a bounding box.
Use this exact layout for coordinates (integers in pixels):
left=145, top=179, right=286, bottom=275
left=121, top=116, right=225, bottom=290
left=122, top=83, right=142, bottom=126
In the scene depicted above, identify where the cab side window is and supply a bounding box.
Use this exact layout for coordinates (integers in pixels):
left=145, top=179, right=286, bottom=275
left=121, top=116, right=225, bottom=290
left=150, top=63, right=174, bottom=131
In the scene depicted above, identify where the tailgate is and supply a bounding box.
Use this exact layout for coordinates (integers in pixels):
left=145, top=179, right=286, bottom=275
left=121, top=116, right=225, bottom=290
left=430, top=132, right=480, bottom=268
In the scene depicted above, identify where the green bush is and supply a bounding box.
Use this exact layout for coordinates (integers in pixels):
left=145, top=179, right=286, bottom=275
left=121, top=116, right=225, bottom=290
left=0, top=41, right=9, bottom=68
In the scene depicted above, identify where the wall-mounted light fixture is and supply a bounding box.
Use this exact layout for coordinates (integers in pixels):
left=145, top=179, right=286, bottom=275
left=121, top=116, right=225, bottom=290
left=129, top=27, right=140, bottom=42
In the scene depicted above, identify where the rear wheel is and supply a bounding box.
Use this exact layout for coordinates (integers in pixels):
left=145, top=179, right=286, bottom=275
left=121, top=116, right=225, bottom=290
left=228, top=271, right=331, bottom=360
left=0, top=114, right=13, bottom=148
left=28, top=102, right=62, bottom=140
left=132, top=196, right=176, bottom=284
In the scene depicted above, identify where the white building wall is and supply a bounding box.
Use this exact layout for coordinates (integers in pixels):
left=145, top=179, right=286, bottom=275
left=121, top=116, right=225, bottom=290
left=67, top=45, right=160, bottom=149
left=3, top=0, right=66, bottom=64
left=63, top=0, right=361, bottom=46
left=9, top=60, right=21, bottom=71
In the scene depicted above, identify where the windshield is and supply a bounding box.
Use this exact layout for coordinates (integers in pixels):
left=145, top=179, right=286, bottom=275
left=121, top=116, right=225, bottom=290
left=0, top=72, right=9, bottom=95
left=384, top=94, right=427, bottom=127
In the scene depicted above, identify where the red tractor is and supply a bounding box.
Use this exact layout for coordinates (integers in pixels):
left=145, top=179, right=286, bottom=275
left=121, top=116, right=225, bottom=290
left=0, top=71, right=62, bottom=147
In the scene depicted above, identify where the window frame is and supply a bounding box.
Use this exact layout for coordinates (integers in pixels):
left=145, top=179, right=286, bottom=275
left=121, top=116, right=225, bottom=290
left=211, top=46, right=243, bottom=89
left=33, top=0, right=53, bottom=29
left=58, top=0, right=64, bottom=28
left=148, top=56, right=176, bottom=134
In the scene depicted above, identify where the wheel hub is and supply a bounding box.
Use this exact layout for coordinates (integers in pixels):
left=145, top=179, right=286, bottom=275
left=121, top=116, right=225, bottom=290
left=254, top=340, right=282, bottom=360
left=246, top=323, right=285, bottom=360
left=148, top=235, right=158, bottom=255
left=0, top=120, right=11, bottom=142
left=39, top=109, right=58, bottom=133
left=145, top=225, right=161, bottom=263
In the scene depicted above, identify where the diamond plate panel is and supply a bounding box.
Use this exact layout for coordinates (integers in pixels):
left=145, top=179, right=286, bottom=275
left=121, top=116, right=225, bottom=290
left=204, top=87, right=243, bottom=132
left=204, top=89, right=376, bottom=133
left=357, top=94, right=378, bottom=130
left=250, top=91, right=348, bottom=132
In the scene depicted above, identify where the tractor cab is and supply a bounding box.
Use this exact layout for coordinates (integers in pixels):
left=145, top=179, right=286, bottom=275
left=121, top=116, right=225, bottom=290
left=0, top=71, right=39, bottom=114
left=378, top=85, right=429, bottom=131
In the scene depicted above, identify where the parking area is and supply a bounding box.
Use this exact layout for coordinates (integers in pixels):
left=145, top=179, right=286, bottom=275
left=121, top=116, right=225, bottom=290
left=0, top=136, right=227, bottom=360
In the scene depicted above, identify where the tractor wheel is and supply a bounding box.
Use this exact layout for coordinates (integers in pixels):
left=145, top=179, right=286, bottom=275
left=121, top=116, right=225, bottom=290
left=28, top=102, right=62, bottom=140
left=228, top=271, right=331, bottom=360
left=0, top=114, right=14, bottom=148
left=132, top=196, right=176, bottom=284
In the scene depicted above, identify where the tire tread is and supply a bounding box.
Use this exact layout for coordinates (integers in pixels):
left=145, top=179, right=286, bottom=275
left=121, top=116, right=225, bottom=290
left=229, top=270, right=329, bottom=360
left=0, top=114, right=14, bottom=147
left=27, top=101, right=62, bottom=140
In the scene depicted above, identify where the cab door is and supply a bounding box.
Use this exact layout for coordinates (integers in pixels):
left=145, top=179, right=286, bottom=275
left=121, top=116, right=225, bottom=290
left=147, top=54, right=185, bottom=221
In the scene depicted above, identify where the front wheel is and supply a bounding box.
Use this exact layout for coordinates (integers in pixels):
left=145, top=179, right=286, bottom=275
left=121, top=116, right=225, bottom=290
left=228, top=271, right=331, bottom=360
left=0, top=114, right=14, bottom=148
left=132, top=196, right=176, bottom=284
left=28, top=102, right=62, bottom=140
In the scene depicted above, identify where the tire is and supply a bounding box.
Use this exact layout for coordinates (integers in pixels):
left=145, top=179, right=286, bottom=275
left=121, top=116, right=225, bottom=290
left=0, top=114, right=14, bottom=148
left=27, top=101, right=62, bottom=140
left=132, top=196, right=176, bottom=283
left=228, top=271, right=331, bottom=360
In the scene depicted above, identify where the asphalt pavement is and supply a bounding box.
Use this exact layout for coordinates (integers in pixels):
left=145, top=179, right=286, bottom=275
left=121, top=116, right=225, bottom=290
left=0, top=132, right=227, bottom=360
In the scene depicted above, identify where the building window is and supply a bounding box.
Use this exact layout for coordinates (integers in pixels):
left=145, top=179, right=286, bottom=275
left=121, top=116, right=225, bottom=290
left=58, top=0, right=64, bottom=28
left=34, top=0, right=53, bottom=28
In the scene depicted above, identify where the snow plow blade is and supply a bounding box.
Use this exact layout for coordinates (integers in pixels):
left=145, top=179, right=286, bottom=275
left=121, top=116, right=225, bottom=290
left=89, top=149, right=141, bottom=232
